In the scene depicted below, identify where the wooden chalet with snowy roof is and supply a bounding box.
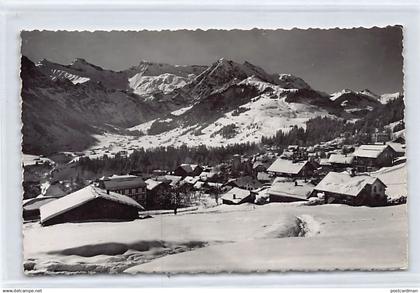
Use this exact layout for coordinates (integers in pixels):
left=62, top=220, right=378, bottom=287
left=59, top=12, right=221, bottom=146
left=39, top=185, right=144, bottom=226
left=267, top=158, right=315, bottom=178
left=174, top=164, right=203, bottom=178
left=353, top=144, right=396, bottom=169
left=221, top=187, right=255, bottom=205
left=311, top=172, right=387, bottom=206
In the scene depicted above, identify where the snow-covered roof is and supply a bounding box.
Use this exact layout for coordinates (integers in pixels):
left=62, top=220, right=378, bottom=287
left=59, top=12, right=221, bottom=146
left=313, top=172, right=385, bottom=197
left=183, top=176, right=200, bottom=185
left=177, top=164, right=200, bottom=174
left=23, top=197, right=58, bottom=211
left=221, top=187, right=251, bottom=204
left=199, top=171, right=216, bottom=181
left=257, top=172, right=271, bottom=182
left=353, top=144, right=391, bottom=159
left=387, top=142, right=405, bottom=154
left=267, top=158, right=310, bottom=175
left=267, top=181, right=313, bottom=201
left=145, top=179, right=163, bottom=191
left=40, top=185, right=144, bottom=224
left=158, top=175, right=182, bottom=186
left=101, top=174, right=146, bottom=190
left=328, top=154, right=354, bottom=165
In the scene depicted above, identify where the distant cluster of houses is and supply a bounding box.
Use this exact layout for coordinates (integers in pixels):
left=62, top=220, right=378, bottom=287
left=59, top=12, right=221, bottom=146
left=24, top=131, right=406, bottom=226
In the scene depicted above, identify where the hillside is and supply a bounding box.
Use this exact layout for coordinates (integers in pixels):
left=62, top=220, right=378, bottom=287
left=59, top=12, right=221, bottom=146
left=22, top=56, right=389, bottom=155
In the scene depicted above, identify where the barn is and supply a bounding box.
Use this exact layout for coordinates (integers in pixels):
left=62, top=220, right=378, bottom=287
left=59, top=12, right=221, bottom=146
left=328, top=154, right=355, bottom=171
left=40, top=185, right=144, bottom=226
left=353, top=144, right=396, bottom=169
left=267, top=179, right=314, bottom=203
left=145, top=179, right=172, bottom=210
left=311, top=172, right=387, bottom=206
left=221, top=187, right=255, bottom=205
left=267, top=158, right=315, bottom=178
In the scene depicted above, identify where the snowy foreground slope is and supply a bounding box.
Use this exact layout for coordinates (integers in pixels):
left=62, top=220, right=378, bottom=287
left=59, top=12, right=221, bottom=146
left=23, top=203, right=407, bottom=274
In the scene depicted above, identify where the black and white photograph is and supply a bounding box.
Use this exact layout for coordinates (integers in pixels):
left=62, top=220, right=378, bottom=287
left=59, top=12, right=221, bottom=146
left=20, top=27, right=407, bottom=275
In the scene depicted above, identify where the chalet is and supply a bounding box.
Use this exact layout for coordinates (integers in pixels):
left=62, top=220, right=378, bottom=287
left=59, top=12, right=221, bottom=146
left=174, top=164, right=203, bottom=178
left=386, top=142, right=405, bottom=157
left=145, top=179, right=172, bottom=210
left=392, top=130, right=405, bottom=144
left=311, top=172, right=387, bottom=206
left=267, top=179, right=314, bottom=203
left=224, top=176, right=263, bottom=190
left=40, top=185, right=144, bottom=226
left=267, top=158, right=315, bottom=178
left=257, top=172, right=272, bottom=183
left=221, top=187, right=255, bottom=205
left=328, top=154, right=355, bottom=170
left=353, top=144, right=396, bottom=169
left=98, top=174, right=147, bottom=205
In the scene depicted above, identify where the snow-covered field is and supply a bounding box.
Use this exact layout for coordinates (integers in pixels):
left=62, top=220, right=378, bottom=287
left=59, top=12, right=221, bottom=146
left=23, top=203, right=407, bottom=275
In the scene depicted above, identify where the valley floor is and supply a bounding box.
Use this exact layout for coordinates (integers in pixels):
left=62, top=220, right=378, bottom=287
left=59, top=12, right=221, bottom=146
left=23, top=203, right=407, bottom=275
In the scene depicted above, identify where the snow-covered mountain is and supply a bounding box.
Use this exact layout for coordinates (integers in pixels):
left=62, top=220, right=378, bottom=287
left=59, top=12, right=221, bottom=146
left=329, top=89, right=382, bottom=114
left=379, top=92, right=403, bottom=104
left=36, top=58, right=129, bottom=89
left=22, top=56, right=393, bottom=155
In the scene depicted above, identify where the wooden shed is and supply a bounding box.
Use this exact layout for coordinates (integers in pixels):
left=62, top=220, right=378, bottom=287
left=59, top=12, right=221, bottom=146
left=40, top=185, right=144, bottom=226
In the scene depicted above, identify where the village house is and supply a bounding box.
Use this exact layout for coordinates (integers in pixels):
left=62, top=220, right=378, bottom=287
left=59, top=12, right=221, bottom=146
left=311, top=172, right=387, bottom=206
left=267, top=158, right=315, bottom=178
left=257, top=171, right=272, bottom=183
left=392, top=130, right=405, bottom=144
left=224, top=175, right=263, bottom=191
left=39, top=185, right=144, bottom=226
left=353, top=144, right=396, bottom=169
left=328, top=154, right=355, bottom=171
left=174, top=164, right=203, bottom=178
left=267, top=178, right=314, bottom=203
left=386, top=142, right=406, bottom=157
left=145, top=179, right=172, bottom=210
left=98, top=174, right=147, bottom=205
left=221, top=187, right=255, bottom=205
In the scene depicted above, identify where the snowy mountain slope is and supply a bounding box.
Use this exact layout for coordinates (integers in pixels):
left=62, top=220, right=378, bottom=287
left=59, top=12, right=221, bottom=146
left=125, top=60, right=207, bottom=78
left=22, top=56, right=387, bottom=155
left=128, top=73, right=190, bottom=96
left=36, top=58, right=129, bottom=90
left=113, top=77, right=338, bottom=151
left=21, top=57, right=159, bottom=154
left=329, top=89, right=382, bottom=113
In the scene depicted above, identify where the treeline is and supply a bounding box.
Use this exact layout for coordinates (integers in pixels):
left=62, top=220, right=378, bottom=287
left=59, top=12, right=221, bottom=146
left=78, top=142, right=260, bottom=175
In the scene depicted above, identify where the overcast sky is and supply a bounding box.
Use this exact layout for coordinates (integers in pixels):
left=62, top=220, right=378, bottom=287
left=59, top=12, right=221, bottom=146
left=21, top=27, right=403, bottom=94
